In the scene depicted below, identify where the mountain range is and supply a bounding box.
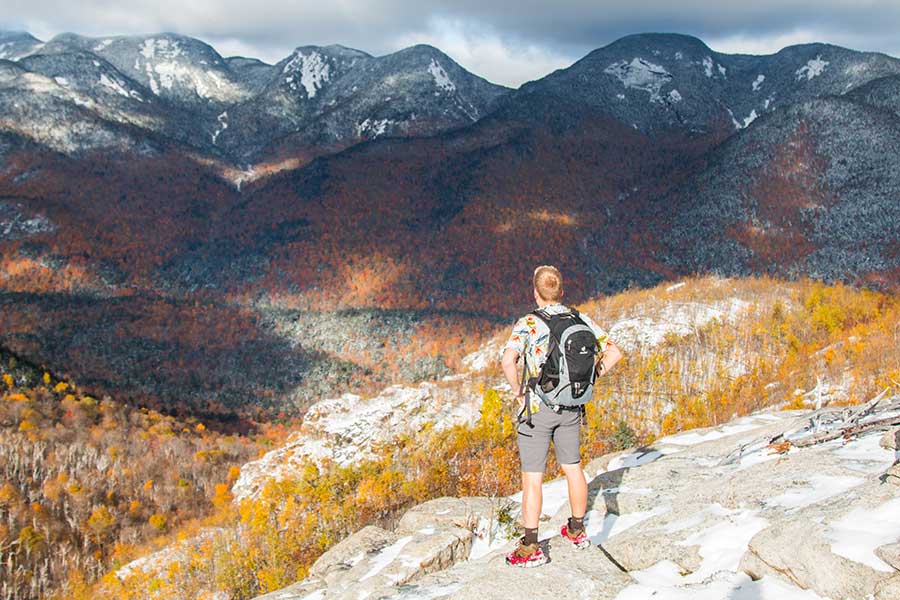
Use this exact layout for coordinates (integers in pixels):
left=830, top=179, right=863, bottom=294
left=1, top=30, right=899, bottom=418
left=3, top=31, right=900, bottom=163
left=0, top=30, right=507, bottom=162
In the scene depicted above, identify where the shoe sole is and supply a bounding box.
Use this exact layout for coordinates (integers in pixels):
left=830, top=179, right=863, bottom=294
left=506, top=555, right=547, bottom=568
left=562, top=527, right=591, bottom=550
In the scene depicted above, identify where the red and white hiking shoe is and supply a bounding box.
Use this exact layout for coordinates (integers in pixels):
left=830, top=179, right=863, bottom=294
left=505, top=538, right=547, bottom=568
left=561, top=524, right=590, bottom=549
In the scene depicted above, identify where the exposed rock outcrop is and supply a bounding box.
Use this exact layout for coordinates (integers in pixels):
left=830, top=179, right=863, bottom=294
left=232, top=382, right=484, bottom=501
left=256, top=400, right=900, bottom=599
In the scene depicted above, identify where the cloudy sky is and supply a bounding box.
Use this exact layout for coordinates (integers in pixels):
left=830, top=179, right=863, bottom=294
left=2, top=0, right=899, bottom=87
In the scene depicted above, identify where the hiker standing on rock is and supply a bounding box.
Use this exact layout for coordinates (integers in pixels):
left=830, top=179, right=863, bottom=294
left=500, top=265, right=623, bottom=567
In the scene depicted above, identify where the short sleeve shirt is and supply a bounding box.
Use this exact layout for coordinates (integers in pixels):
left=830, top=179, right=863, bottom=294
left=503, top=303, right=610, bottom=380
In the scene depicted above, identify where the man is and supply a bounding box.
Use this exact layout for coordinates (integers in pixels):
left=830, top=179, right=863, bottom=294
left=500, top=265, right=623, bottom=567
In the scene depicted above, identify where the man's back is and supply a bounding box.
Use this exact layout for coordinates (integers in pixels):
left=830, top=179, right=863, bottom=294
left=504, top=302, right=610, bottom=379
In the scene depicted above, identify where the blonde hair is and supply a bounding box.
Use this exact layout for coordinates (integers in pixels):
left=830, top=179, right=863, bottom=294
left=533, top=265, right=563, bottom=302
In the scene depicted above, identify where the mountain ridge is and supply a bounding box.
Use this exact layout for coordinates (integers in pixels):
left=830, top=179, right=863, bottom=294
left=3, top=29, right=900, bottom=166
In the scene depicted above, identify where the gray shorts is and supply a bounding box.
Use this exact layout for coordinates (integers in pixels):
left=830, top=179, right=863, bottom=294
left=516, top=403, right=582, bottom=473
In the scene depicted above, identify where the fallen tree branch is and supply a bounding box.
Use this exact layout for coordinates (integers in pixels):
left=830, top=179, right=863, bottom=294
left=718, top=392, right=900, bottom=465
left=718, top=408, right=842, bottom=466
left=842, top=388, right=891, bottom=426
left=791, top=414, right=900, bottom=448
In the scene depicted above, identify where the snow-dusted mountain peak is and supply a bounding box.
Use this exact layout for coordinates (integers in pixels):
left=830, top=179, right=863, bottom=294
left=281, top=49, right=335, bottom=98
left=40, top=31, right=252, bottom=106
left=0, top=30, right=44, bottom=61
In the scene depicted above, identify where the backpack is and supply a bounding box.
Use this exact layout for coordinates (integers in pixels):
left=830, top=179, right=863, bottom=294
left=528, top=307, right=600, bottom=407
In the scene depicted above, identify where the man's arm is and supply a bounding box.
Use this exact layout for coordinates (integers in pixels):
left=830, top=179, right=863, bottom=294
left=501, top=348, right=524, bottom=404
left=579, top=312, right=622, bottom=376
left=596, top=340, right=623, bottom=376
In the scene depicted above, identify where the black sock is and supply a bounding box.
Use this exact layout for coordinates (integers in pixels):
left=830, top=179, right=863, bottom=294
left=568, top=516, right=584, bottom=532
left=523, top=527, right=538, bottom=545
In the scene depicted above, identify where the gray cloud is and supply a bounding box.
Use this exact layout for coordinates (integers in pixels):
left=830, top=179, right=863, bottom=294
left=1, top=0, right=898, bottom=86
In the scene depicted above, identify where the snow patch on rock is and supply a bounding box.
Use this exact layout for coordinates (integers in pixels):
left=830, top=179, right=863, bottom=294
left=283, top=50, right=331, bottom=98
left=0, top=201, right=56, bottom=240
left=428, top=59, right=456, bottom=93
left=587, top=505, right=671, bottom=545
left=212, top=111, right=228, bottom=144
left=618, top=565, right=828, bottom=600
left=796, top=55, right=829, bottom=81
left=467, top=517, right=508, bottom=560
left=93, top=38, right=113, bottom=52
left=356, top=117, right=394, bottom=138
left=361, top=536, right=414, bottom=581
left=605, top=58, right=673, bottom=103
left=99, top=73, right=142, bottom=102
left=741, top=110, right=758, bottom=128
left=677, top=508, right=768, bottom=582
left=826, top=497, right=900, bottom=571
left=832, top=433, right=897, bottom=473
left=752, top=74, right=765, bottom=91
left=764, top=475, right=865, bottom=511
left=661, top=421, right=761, bottom=447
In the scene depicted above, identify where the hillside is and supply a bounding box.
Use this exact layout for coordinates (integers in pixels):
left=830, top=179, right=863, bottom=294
left=658, top=96, right=900, bottom=283
left=47, top=275, right=899, bottom=600
left=0, top=345, right=277, bottom=600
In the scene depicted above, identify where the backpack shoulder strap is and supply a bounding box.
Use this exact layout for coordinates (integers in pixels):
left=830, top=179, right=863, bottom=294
left=531, top=309, right=551, bottom=325
left=532, top=309, right=566, bottom=344
left=566, top=307, right=592, bottom=328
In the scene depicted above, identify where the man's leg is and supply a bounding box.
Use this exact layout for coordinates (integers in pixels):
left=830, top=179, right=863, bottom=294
left=560, top=462, right=587, bottom=520
left=515, top=408, right=551, bottom=544
left=555, top=410, right=590, bottom=547
left=508, top=409, right=552, bottom=567
left=521, top=471, right=544, bottom=531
